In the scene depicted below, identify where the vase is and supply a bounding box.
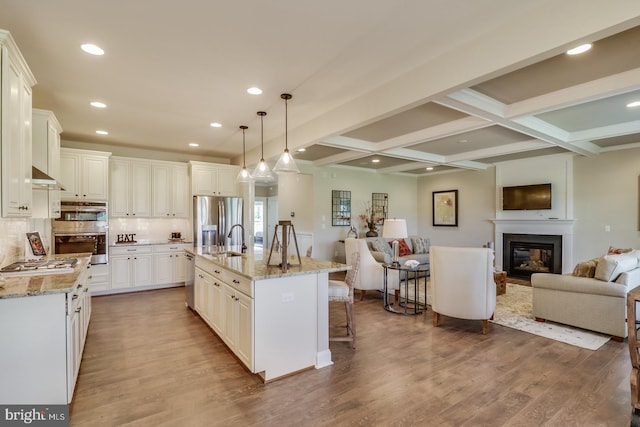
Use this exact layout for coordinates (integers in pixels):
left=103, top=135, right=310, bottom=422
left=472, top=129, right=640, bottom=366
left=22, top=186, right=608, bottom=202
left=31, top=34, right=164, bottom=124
left=365, top=230, right=378, bottom=237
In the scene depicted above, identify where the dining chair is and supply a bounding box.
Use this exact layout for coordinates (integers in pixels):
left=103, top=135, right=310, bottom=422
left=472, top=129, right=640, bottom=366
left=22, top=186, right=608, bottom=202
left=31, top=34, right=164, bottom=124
left=328, top=251, right=360, bottom=349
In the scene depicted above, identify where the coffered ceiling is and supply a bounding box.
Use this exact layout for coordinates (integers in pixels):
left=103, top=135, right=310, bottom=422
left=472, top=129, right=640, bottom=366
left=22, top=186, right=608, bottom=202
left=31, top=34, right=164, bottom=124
left=1, top=1, right=639, bottom=176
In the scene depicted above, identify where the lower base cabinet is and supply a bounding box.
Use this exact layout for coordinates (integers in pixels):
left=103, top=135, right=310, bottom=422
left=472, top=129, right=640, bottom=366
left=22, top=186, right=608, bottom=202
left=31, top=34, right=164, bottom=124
left=0, top=263, right=91, bottom=404
left=195, top=263, right=254, bottom=371
left=110, top=246, right=153, bottom=290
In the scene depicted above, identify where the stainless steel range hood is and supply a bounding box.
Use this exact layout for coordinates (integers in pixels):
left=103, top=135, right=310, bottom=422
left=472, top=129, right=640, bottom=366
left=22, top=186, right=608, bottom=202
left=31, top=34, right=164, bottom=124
left=32, top=166, right=66, bottom=191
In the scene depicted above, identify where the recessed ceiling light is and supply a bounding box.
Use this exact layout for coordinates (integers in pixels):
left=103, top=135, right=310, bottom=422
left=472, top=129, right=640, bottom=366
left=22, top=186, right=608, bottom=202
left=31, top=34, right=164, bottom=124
left=247, top=87, right=263, bottom=95
left=457, top=139, right=468, bottom=144
left=371, top=159, right=380, bottom=163
left=90, top=101, right=107, bottom=108
left=297, top=148, right=306, bottom=152
left=426, top=167, right=434, bottom=171
left=81, top=43, right=104, bottom=56
left=96, top=130, right=108, bottom=135
left=189, top=143, right=199, bottom=147
left=566, top=43, right=592, bottom=55
left=210, top=122, right=222, bottom=128
left=627, top=101, right=640, bottom=108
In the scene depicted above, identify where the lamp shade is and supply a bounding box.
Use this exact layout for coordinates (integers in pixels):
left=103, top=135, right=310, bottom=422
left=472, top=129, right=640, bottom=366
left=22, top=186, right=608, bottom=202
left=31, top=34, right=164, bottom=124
left=382, top=219, right=407, bottom=239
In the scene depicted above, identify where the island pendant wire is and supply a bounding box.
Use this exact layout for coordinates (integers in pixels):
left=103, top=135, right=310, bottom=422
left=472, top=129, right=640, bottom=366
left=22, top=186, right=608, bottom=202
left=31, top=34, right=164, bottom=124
left=236, top=125, right=252, bottom=182
left=273, top=93, right=300, bottom=174
left=252, top=111, right=273, bottom=181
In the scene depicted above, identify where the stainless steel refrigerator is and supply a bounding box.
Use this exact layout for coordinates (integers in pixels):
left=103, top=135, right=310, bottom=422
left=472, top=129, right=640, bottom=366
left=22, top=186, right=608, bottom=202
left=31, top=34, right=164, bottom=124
left=193, top=195, right=244, bottom=248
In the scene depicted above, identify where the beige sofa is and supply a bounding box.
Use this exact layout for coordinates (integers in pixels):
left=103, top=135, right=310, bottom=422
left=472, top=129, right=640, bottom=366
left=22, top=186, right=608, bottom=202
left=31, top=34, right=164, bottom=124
left=345, top=236, right=430, bottom=300
left=532, top=250, right=640, bottom=339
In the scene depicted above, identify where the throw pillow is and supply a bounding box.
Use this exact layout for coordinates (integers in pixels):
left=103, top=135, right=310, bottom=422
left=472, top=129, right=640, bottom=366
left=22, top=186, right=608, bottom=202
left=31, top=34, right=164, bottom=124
left=572, top=258, right=598, bottom=278
left=594, top=253, right=639, bottom=282
left=389, top=239, right=412, bottom=257
left=370, top=237, right=391, bottom=255
left=411, top=237, right=430, bottom=254
left=608, top=246, right=633, bottom=254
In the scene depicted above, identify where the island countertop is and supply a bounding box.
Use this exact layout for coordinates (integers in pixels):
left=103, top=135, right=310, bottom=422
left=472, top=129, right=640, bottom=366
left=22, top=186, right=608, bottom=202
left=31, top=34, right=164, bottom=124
left=0, top=253, right=92, bottom=299
left=187, top=246, right=349, bottom=280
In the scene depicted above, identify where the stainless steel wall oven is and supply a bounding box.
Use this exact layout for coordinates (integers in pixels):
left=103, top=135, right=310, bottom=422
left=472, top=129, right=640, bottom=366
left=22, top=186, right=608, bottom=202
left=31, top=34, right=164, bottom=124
left=52, top=201, right=108, bottom=264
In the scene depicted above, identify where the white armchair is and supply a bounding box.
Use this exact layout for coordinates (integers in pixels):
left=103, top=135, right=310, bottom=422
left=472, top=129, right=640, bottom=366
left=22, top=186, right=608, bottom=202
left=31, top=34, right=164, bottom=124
left=345, top=238, right=399, bottom=300
left=430, top=246, right=496, bottom=334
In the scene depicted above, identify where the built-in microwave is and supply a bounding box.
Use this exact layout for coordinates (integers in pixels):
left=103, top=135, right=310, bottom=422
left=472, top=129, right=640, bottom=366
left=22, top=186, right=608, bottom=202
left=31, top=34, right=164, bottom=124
left=53, top=201, right=108, bottom=264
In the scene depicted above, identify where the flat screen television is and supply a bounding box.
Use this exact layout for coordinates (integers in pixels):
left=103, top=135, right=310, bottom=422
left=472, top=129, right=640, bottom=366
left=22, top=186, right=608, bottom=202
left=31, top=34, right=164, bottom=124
left=502, top=183, right=552, bottom=210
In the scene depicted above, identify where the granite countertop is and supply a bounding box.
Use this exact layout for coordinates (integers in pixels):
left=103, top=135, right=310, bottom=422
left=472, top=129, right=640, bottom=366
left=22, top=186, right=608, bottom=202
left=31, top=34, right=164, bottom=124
left=0, top=253, right=92, bottom=299
left=188, top=246, right=350, bottom=280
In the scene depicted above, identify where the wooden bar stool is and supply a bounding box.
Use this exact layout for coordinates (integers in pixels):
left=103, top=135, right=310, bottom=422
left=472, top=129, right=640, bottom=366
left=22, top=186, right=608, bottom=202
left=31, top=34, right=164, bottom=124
left=328, top=252, right=360, bottom=349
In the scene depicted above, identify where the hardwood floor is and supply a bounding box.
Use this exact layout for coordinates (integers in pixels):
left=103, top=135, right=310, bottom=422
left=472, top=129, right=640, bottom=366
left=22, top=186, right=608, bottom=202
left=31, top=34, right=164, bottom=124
left=70, top=287, right=631, bottom=426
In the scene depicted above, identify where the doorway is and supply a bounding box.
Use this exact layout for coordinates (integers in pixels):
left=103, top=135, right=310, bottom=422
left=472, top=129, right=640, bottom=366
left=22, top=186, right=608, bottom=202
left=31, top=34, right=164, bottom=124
left=254, top=196, right=277, bottom=254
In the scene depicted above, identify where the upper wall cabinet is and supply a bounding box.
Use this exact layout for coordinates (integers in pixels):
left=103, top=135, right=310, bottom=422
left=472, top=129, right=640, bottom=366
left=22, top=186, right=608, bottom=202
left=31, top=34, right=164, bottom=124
left=32, top=109, right=62, bottom=219
left=152, top=161, right=188, bottom=218
left=60, top=148, right=111, bottom=202
left=110, top=157, right=152, bottom=218
left=190, top=161, right=239, bottom=197
left=0, top=30, right=36, bottom=218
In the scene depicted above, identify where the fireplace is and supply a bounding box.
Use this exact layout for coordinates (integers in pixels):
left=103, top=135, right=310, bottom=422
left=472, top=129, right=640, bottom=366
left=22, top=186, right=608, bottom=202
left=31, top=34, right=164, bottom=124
left=503, top=233, right=562, bottom=279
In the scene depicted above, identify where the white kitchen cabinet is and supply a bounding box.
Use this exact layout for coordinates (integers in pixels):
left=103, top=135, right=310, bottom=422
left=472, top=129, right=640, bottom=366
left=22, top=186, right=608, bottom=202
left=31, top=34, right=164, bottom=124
left=152, top=161, right=188, bottom=217
left=87, top=263, right=109, bottom=293
left=109, top=245, right=153, bottom=289
left=67, top=273, right=91, bottom=401
left=195, top=267, right=211, bottom=324
left=190, top=161, right=239, bottom=196
left=60, top=148, right=111, bottom=201
left=195, top=257, right=254, bottom=371
left=208, top=277, right=225, bottom=336
left=1, top=31, right=36, bottom=218
left=223, top=283, right=254, bottom=368
left=32, top=109, right=62, bottom=219
left=153, top=243, right=189, bottom=285
left=110, top=157, right=151, bottom=217
left=0, top=259, right=91, bottom=404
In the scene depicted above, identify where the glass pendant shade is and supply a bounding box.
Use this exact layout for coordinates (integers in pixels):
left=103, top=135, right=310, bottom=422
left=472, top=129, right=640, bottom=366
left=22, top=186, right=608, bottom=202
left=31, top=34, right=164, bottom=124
left=252, top=112, right=274, bottom=182
left=273, top=93, right=300, bottom=174
left=237, top=125, right=253, bottom=182
left=237, top=166, right=252, bottom=182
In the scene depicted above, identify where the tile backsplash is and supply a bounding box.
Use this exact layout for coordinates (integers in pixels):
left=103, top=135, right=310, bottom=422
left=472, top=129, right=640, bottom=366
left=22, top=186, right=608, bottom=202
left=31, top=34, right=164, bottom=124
left=109, top=217, right=192, bottom=243
left=0, top=218, right=29, bottom=266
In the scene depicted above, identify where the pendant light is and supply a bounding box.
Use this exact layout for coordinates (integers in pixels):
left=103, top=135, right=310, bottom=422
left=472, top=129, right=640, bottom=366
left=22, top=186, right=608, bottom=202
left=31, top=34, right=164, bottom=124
left=236, top=125, right=252, bottom=182
left=252, top=111, right=274, bottom=181
left=273, top=93, right=300, bottom=174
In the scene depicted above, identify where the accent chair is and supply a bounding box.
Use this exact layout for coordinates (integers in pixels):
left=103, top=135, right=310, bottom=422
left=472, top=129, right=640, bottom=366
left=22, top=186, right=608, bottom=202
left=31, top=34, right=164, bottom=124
left=430, top=246, right=496, bottom=334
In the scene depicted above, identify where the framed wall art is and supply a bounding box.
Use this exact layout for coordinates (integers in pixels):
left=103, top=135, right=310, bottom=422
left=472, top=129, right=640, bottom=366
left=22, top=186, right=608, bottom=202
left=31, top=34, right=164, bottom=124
left=332, top=190, right=351, bottom=226
left=432, top=189, right=458, bottom=227
left=371, top=193, right=388, bottom=226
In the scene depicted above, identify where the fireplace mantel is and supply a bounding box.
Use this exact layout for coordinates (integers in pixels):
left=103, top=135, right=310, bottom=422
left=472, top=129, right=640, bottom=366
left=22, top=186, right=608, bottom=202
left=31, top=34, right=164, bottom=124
left=491, top=219, right=575, bottom=274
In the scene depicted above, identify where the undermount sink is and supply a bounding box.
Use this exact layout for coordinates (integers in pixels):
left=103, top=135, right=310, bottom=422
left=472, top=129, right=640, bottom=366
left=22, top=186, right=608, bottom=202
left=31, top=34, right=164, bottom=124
left=221, top=251, right=243, bottom=257
left=202, top=249, right=243, bottom=258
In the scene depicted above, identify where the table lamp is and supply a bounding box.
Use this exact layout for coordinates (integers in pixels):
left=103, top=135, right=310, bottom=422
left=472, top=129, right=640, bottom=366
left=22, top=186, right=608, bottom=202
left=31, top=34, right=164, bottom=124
left=382, top=219, right=408, bottom=266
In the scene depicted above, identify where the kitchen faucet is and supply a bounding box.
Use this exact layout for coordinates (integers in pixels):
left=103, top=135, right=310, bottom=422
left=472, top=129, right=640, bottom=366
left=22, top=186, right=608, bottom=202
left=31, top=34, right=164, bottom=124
left=227, top=224, right=247, bottom=253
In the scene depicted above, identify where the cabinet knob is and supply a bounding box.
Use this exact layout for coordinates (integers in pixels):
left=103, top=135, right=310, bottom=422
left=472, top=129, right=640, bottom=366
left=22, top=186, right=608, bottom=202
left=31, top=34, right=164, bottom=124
left=233, top=279, right=240, bottom=284
left=76, top=307, right=82, bottom=313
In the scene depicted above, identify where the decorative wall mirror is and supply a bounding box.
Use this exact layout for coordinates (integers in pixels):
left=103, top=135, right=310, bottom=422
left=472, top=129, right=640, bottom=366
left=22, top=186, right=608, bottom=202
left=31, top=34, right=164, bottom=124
left=332, top=190, right=351, bottom=226
left=371, top=193, right=388, bottom=226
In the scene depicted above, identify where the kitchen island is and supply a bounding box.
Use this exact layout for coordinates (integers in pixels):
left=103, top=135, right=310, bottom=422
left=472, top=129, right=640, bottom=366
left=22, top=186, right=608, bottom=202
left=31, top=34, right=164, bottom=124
left=0, top=253, right=93, bottom=404
left=188, top=247, right=350, bottom=382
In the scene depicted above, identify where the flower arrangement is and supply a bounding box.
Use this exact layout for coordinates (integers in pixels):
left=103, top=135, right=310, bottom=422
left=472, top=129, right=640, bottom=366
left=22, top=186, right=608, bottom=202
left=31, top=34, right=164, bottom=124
left=359, top=202, right=384, bottom=234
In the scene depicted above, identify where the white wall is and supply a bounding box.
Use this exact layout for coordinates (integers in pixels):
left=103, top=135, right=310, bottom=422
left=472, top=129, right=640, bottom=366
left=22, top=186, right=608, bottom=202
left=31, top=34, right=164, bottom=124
left=418, top=168, right=496, bottom=248
left=573, top=147, right=640, bottom=261
left=495, top=154, right=573, bottom=220
left=283, top=163, right=418, bottom=262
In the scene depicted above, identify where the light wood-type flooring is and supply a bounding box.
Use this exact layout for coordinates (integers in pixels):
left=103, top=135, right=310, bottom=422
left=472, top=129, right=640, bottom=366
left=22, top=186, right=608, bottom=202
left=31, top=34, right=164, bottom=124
left=70, top=286, right=631, bottom=426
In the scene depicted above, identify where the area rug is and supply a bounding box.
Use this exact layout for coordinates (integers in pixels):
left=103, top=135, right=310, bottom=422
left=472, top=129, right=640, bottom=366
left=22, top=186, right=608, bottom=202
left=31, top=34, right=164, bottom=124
left=490, top=284, right=610, bottom=350
left=399, top=282, right=611, bottom=350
